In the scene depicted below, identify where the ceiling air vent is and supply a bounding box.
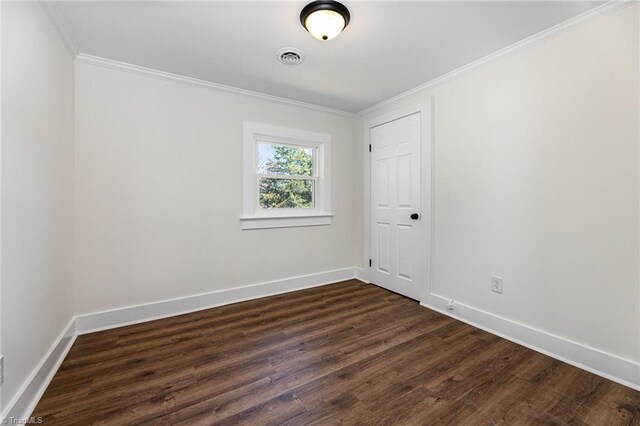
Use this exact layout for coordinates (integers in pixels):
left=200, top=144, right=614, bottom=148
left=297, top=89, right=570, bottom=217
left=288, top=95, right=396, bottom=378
left=277, top=48, right=304, bottom=65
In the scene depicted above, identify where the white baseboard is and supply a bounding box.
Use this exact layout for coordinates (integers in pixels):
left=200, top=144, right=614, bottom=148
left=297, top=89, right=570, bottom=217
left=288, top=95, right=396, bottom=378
left=353, top=267, right=369, bottom=283
left=422, top=293, right=640, bottom=391
left=1, top=319, right=77, bottom=423
left=75, top=267, right=361, bottom=335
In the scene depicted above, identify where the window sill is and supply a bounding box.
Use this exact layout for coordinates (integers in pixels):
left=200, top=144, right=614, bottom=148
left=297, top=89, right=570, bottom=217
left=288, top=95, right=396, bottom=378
left=240, top=214, right=333, bottom=230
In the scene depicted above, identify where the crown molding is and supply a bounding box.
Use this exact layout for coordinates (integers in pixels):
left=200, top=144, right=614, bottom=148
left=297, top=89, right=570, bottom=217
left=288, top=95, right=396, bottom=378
left=357, top=0, right=638, bottom=117
left=40, top=1, right=78, bottom=58
left=41, top=0, right=635, bottom=119
left=39, top=0, right=351, bottom=116
left=75, top=53, right=356, bottom=118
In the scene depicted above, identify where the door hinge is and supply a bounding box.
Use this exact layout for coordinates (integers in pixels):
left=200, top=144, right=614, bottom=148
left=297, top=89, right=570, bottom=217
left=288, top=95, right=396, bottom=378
left=369, top=144, right=371, bottom=152
left=369, top=259, right=372, bottom=267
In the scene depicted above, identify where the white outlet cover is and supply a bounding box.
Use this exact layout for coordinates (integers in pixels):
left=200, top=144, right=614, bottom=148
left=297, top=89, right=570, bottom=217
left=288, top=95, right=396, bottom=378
left=491, top=276, right=504, bottom=294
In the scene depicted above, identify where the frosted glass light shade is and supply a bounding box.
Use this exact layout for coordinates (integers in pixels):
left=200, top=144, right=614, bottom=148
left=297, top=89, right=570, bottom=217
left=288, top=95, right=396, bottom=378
left=300, top=1, right=350, bottom=41
left=304, top=10, right=346, bottom=41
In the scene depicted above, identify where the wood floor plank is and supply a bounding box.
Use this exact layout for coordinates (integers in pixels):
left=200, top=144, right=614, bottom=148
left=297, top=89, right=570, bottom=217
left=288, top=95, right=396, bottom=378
left=32, top=280, right=640, bottom=425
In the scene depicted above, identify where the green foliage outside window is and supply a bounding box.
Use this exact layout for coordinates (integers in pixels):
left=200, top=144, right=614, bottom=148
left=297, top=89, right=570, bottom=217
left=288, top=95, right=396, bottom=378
left=259, top=145, right=314, bottom=209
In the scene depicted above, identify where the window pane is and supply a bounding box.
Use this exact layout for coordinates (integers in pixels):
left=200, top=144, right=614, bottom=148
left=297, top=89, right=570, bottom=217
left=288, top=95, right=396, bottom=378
left=258, top=143, right=314, bottom=176
left=259, top=178, right=314, bottom=209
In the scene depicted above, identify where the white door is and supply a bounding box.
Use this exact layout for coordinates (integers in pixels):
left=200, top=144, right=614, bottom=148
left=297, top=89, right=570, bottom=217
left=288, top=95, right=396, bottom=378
left=370, top=113, right=422, bottom=300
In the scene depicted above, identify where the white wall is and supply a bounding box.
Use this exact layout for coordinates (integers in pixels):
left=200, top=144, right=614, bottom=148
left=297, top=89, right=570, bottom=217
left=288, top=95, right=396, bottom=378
left=1, top=1, right=75, bottom=411
left=74, top=63, right=361, bottom=315
left=363, top=4, right=640, bottom=363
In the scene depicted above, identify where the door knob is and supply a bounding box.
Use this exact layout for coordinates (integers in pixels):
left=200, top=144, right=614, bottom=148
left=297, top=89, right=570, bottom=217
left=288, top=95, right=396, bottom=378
left=410, top=213, right=419, bottom=220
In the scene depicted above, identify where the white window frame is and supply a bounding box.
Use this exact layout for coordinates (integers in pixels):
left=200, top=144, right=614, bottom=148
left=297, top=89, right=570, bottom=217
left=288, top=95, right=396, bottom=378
left=241, top=121, right=332, bottom=230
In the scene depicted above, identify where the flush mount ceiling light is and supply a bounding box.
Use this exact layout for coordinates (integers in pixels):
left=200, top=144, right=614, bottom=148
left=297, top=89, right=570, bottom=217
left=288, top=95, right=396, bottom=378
left=300, top=0, right=350, bottom=41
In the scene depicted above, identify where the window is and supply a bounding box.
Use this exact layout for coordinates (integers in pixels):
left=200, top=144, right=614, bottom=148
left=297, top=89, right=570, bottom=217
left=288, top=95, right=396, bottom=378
left=258, top=142, right=315, bottom=209
left=241, top=122, right=332, bottom=229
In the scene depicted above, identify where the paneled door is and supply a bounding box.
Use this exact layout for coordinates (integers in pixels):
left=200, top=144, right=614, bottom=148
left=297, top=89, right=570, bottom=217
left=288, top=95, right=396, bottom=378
left=370, top=113, right=422, bottom=300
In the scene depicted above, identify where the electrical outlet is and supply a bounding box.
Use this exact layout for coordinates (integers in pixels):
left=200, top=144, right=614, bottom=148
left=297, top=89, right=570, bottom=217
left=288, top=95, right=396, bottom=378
left=491, top=276, right=504, bottom=294
left=0, top=354, right=4, bottom=385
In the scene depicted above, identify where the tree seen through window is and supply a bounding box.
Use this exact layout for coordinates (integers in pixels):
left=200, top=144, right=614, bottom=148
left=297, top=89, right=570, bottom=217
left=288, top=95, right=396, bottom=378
left=258, top=144, right=315, bottom=209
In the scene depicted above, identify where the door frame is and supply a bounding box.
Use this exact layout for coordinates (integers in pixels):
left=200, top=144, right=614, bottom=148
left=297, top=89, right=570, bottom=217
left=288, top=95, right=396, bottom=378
left=363, top=98, right=433, bottom=303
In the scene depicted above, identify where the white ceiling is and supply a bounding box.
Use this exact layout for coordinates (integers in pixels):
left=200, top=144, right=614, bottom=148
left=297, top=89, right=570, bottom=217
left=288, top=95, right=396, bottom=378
left=53, top=1, right=602, bottom=113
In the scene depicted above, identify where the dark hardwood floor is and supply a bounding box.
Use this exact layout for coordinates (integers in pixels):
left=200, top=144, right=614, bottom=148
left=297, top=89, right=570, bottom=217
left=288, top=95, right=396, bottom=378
left=34, top=280, right=639, bottom=425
